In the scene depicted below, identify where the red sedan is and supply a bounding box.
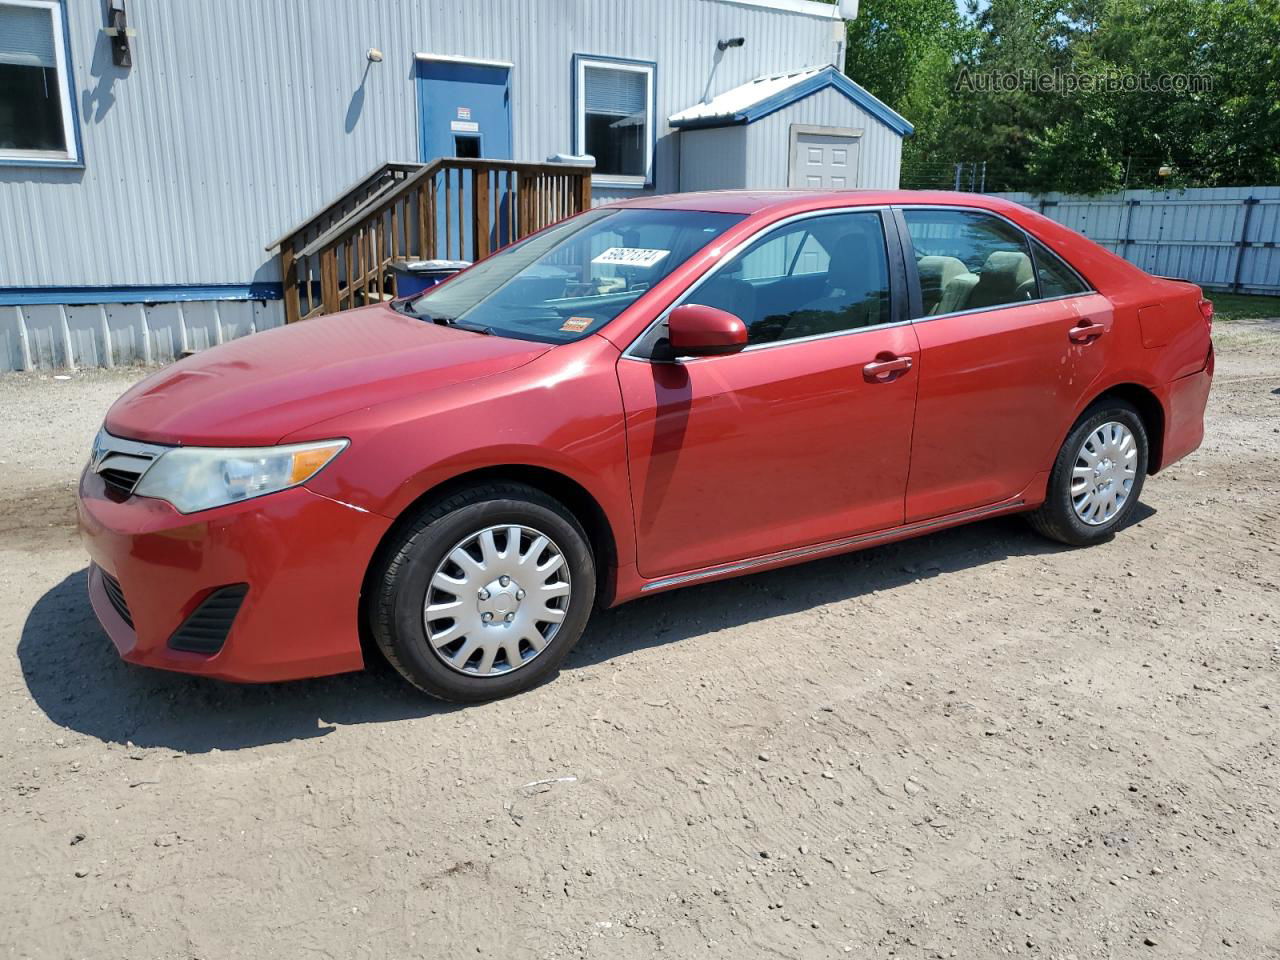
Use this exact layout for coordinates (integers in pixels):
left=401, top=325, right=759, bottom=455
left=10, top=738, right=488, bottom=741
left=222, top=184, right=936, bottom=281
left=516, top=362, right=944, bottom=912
left=78, top=190, right=1214, bottom=701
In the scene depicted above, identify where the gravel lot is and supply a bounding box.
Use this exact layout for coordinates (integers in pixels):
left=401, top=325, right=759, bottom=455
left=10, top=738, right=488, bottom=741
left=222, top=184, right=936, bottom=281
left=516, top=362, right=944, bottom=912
left=1, top=319, right=1277, bottom=959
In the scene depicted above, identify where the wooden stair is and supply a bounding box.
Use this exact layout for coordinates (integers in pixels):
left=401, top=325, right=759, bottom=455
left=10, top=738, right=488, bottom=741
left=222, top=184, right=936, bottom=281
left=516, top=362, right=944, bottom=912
left=268, top=158, right=593, bottom=324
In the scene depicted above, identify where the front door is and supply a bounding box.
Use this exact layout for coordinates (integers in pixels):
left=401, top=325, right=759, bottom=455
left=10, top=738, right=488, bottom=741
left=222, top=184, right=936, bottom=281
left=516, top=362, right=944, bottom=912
left=416, top=57, right=512, bottom=163
left=417, top=58, right=514, bottom=258
left=789, top=126, right=861, bottom=189
left=618, top=209, right=918, bottom=579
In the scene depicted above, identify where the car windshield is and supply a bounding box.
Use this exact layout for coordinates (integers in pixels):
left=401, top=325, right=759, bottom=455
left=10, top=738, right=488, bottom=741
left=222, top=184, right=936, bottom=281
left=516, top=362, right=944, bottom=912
left=405, top=208, right=745, bottom=343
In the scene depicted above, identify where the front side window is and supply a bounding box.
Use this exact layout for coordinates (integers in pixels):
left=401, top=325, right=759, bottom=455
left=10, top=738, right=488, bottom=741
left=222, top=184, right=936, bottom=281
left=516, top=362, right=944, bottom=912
left=407, top=207, right=743, bottom=343
left=687, top=211, right=891, bottom=345
left=904, top=209, right=1037, bottom=315
left=575, top=56, right=654, bottom=187
left=0, top=0, right=79, bottom=164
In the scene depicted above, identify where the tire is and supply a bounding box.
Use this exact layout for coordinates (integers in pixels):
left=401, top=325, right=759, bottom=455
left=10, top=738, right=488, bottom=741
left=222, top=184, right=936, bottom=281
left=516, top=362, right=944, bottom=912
left=368, top=482, right=596, bottom=702
left=1027, top=400, right=1149, bottom=547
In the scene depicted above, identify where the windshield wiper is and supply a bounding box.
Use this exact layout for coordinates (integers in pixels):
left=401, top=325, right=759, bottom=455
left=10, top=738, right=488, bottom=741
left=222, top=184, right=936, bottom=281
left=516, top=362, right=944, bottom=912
left=391, top=298, right=492, bottom=334
left=425, top=312, right=493, bottom=335
left=444, top=319, right=495, bottom=335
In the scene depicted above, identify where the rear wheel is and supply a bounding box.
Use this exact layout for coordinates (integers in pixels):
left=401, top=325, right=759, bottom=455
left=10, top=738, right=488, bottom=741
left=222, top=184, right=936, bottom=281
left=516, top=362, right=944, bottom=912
left=1027, top=401, right=1149, bottom=546
left=369, top=483, right=596, bottom=701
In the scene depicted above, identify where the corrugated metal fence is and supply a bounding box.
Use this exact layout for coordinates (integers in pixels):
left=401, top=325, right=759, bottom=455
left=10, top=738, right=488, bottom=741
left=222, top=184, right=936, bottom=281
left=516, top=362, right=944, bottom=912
left=993, top=187, right=1280, bottom=295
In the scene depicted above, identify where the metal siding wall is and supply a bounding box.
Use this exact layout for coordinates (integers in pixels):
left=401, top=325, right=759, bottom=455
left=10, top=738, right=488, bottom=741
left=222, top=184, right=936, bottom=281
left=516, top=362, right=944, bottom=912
left=678, top=125, right=749, bottom=191
left=0, top=299, right=284, bottom=370
left=742, top=87, right=903, bottom=190
left=995, top=187, right=1280, bottom=294
left=0, top=0, right=838, bottom=290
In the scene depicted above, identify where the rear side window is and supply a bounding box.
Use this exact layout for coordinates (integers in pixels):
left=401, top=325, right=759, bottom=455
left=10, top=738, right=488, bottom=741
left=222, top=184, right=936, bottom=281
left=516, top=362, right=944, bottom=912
left=903, top=209, right=1037, bottom=315
left=1031, top=237, right=1089, bottom=298
left=688, top=211, right=891, bottom=345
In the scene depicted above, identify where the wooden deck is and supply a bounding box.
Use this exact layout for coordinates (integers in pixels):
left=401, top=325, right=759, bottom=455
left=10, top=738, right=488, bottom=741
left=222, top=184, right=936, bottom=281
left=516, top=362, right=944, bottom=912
left=269, top=158, right=593, bottom=324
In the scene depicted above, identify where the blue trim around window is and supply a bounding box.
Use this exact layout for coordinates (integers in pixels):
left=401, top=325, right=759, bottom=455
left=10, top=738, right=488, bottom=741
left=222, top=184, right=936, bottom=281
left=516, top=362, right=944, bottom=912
left=670, top=65, right=914, bottom=137
left=571, top=53, right=658, bottom=190
left=0, top=0, right=86, bottom=169
left=0, top=283, right=284, bottom=306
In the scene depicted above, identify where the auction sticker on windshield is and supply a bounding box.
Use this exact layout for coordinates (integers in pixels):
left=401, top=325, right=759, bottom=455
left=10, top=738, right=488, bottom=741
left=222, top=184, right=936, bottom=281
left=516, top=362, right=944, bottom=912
left=592, top=247, right=670, bottom=268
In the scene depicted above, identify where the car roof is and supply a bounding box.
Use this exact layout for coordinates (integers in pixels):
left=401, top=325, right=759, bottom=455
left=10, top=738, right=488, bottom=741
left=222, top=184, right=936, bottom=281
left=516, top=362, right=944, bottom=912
left=599, top=188, right=1150, bottom=293
left=605, top=189, right=1032, bottom=219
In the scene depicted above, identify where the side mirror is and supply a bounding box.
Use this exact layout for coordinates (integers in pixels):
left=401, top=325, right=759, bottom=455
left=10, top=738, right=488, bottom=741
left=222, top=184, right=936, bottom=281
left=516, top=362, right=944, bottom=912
left=666, top=303, right=748, bottom=358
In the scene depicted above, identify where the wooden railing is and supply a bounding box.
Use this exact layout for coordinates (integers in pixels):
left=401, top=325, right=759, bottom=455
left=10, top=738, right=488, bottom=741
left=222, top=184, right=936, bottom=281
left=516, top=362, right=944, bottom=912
left=271, top=158, right=593, bottom=324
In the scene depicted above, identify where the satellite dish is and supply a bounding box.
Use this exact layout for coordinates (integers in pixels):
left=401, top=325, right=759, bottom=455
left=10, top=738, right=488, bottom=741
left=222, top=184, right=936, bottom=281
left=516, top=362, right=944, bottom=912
left=837, top=0, right=859, bottom=18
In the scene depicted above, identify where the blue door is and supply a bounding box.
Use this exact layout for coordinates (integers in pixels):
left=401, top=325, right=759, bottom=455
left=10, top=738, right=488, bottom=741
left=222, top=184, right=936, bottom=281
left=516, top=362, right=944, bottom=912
left=416, top=58, right=513, bottom=163
left=416, top=59, right=514, bottom=259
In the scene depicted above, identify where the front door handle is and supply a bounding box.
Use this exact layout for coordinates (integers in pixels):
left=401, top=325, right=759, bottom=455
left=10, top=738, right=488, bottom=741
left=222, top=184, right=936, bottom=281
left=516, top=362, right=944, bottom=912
left=1068, top=320, right=1107, bottom=343
left=863, top=355, right=913, bottom=381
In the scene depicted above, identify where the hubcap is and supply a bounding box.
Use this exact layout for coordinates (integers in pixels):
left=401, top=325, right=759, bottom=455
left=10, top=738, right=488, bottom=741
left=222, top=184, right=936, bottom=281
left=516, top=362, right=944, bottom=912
left=423, top=524, right=571, bottom=677
left=1071, top=421, right=1138, bottom=526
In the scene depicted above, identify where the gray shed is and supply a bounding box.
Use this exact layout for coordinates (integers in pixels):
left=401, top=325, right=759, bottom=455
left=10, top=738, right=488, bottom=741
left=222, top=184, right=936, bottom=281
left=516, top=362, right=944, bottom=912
left=671, top=65, right=912, bottom=192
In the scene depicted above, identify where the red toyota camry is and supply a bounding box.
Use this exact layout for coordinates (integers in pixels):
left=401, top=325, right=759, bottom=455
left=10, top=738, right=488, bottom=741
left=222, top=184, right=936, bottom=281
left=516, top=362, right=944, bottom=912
left=78, top=190, right=1214, bottom=701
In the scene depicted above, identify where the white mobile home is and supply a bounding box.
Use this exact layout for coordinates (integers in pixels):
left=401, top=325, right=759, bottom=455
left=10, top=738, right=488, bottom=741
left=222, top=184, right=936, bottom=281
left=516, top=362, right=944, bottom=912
left=0, top=0, right=910, bottom=370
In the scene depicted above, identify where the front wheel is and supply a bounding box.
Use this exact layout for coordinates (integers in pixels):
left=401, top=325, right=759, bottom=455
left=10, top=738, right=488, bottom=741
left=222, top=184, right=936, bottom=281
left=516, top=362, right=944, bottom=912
left=368, top=483, right=596, bottom=701
left=1027, top=401, right=1149, bottom=546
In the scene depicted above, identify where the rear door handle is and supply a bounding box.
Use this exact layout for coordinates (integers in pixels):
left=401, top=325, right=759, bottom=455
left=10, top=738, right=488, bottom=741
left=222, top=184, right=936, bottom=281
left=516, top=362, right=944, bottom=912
left=1068, top=320, right=1107, bottom=343
left=863, top=355, right=913, bottom=381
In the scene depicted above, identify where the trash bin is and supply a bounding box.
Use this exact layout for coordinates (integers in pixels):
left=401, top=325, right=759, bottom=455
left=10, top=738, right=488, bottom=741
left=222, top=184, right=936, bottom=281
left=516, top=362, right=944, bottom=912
left=390, top=259, right=470, bottom=298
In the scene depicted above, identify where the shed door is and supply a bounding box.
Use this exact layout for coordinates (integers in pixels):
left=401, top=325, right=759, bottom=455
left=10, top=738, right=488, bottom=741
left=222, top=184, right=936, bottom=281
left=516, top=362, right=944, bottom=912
left=789, top=127, right=861, bottom=189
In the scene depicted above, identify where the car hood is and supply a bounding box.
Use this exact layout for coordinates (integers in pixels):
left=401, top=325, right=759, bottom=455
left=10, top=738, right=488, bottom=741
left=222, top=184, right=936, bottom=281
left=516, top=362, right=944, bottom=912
left=105, top=304, right=551, bottom=445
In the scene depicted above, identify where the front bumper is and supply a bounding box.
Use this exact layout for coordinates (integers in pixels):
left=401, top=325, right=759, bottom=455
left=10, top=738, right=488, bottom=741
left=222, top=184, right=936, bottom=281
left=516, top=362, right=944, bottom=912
left=77, top=470, right=392, bottom=682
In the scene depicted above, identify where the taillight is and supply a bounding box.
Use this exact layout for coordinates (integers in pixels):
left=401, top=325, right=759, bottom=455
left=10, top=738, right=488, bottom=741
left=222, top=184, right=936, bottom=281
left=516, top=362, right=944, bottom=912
left=1198, top=297, right=1214, bottom=329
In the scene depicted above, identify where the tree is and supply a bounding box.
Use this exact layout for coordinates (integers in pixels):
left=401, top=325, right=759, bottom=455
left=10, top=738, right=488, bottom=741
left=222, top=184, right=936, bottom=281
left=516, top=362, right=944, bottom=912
left=837, top=0, right=1280, bottom=193
left=839, top=0, right=972, bottom=178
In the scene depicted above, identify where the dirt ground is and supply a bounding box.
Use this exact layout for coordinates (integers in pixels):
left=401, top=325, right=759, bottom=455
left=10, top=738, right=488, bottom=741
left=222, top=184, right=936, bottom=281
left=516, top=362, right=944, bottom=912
left=1, top=320, right=1277, bottom=960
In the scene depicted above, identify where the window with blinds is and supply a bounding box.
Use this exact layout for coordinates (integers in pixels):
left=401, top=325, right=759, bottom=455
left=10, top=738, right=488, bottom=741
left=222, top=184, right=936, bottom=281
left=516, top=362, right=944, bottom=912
left=0, top=0, right=78, bottom=162
left=575, top=57, right=653, bottom=185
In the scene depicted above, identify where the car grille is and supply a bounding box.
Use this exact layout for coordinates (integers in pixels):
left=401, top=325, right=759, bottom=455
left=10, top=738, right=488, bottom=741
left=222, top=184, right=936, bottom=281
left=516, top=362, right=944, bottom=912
left=99, top=569, right=133, bottom=628
left=168, top=585, right=248, bottom=655
left=90, top=431, right=169, bottom=498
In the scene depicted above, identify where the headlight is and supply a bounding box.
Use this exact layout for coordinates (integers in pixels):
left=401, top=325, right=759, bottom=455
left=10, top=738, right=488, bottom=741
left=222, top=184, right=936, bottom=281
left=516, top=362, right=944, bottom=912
left=133, top=439, right=348, bottom=514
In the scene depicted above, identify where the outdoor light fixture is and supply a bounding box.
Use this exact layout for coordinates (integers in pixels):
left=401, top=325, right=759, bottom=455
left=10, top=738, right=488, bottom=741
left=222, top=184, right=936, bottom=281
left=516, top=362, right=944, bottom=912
left=717, top=37, right=745, bottom=51
left=102, top=0, right=135, bottom=68
left=366, top=48, right=384, bottom=63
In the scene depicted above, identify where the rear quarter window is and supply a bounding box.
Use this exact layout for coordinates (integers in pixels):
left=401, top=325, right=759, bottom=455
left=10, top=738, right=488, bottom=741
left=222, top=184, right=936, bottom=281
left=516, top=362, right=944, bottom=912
left=1030, top=237, right=1090, bottom=298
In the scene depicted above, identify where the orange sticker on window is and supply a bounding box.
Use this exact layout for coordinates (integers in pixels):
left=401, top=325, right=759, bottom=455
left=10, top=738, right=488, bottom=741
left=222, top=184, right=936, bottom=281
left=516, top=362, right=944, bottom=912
left=560, top=316, right=592, bottom=333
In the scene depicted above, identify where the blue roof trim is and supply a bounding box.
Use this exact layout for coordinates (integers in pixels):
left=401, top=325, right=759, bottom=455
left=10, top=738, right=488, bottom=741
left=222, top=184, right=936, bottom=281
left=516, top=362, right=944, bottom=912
left=672, top=66, right=914, bottom=137
left=0, top=283, right=284, bottom=306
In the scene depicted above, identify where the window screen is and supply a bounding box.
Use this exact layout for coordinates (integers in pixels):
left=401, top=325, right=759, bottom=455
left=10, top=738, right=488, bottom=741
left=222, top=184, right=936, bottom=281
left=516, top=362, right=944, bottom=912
left=579, top=61, right=651, bottom=180
left=0, top=1, right=73, bottom=158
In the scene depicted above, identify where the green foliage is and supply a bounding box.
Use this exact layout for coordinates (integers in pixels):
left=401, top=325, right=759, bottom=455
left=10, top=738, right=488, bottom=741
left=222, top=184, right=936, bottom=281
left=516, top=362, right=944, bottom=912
left=838, top=0, right=1280, bottom=193
left=842, top=0, right=972, bottom=169
left=1209, top=293, right=1280, bottom=323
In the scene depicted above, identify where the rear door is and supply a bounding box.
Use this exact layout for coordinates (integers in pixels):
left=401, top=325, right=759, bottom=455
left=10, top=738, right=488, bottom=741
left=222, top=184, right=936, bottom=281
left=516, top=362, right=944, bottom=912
left=617, top=208, right=920, bottom=579
left=898, top=206, right=1109, bottom=521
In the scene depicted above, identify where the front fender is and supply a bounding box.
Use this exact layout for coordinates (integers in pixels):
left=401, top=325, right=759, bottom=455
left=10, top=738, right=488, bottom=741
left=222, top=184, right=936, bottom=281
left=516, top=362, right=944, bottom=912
left=295, top=336, right=637, bottom=567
